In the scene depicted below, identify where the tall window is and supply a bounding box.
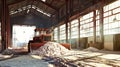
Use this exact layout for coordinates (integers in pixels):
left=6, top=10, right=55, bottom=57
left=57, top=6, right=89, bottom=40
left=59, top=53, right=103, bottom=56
left=80, top=12, right=94, bottom=37
left=53, top=28, right=58, bottom=41
left=59, top=24, right=66, bottom=40
left=104, top=0, right=120, bottom=35
left=71, top=19, right=79, bottom=38
left=96, top=10, right=100, bottom=36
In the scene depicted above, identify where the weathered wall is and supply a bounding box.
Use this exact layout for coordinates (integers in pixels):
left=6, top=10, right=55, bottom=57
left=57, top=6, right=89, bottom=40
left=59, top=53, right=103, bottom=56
left=10, top=13, right=52, bottom=28
left=9, top=13, right=53, bottom=44
left=104, top=35, right=114, bottom=50
left=88, top=36, right=94, bottom=43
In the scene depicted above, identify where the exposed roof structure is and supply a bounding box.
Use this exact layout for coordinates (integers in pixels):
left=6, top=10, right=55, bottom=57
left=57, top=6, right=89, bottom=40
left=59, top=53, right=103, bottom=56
left=0, top=0, right=116, bottom=26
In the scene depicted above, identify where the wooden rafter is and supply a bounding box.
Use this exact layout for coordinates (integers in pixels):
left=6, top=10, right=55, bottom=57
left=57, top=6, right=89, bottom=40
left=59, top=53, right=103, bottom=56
left=50, top=0, right=54, bottom=4
left=37, top=0, right=58, bottom=11
left=8, top=0, right=26, bottom=5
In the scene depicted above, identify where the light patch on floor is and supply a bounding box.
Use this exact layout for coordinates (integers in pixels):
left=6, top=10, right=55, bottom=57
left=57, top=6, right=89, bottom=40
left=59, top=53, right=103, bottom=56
left=0, top=54, right=13, bottom=60
left=50, top=50, right=120, bottom=67
left=99, top=54, right=120, bottom=60
left=0, top=50, right=120, bottom=67
left=77, top=61, right=113, bottom=67
left=31, top=55, right=43, bottom=60
left=63, top=56, right=79, bottom=60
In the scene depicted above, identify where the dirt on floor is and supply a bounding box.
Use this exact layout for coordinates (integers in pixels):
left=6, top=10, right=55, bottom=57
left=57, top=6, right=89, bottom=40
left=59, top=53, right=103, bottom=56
left=0, top=49, right=120, bottom=67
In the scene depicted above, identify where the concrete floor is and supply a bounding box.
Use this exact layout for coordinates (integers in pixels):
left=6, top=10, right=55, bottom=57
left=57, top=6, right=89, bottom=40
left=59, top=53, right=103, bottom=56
left=0, top=55, right=53, bottom=67
left=0, top=50, right=120, bottom=67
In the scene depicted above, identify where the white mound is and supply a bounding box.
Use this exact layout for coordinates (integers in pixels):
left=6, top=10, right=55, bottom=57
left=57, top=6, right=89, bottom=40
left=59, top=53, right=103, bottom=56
left=31, top=42, right=69, bottom=56
left=84, top=47, right=99, bottom=52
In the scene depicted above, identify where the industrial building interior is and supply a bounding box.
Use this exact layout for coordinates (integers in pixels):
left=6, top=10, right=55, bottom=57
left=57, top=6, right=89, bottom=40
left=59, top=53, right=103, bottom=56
left=0, top=0, right=120, bottom=67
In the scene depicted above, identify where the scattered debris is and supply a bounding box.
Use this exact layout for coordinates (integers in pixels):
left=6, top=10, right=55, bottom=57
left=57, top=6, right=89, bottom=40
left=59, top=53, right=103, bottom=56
left=0, top=55, right=50, bottom=67
left=84, top=47, right=99, bottom=52
left=31, top=42, right=69, bottom=56
left=2, top=49, right=15, bottom=55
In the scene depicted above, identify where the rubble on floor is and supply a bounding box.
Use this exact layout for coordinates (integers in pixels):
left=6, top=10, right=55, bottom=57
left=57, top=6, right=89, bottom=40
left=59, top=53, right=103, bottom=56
left=0, top=55, right=51, bottom=67
left=0, top=54, right=13, bottom=61
left=0, top=50, right=120, bottom=67
left=83, top=47, right=99, bottom=52
left=1, top=49, right=15, bottom=55
left=46, top=50, right=120, bottom=67
left=31, top=42, right=69, bottom=56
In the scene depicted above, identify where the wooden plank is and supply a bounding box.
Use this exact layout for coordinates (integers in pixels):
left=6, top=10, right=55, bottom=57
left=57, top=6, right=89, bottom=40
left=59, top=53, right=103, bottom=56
left=37, top=0, right=58, bottom=11
left=65, top=0, right=68, bottom=43
left=8, top=0, right=25, bottom=5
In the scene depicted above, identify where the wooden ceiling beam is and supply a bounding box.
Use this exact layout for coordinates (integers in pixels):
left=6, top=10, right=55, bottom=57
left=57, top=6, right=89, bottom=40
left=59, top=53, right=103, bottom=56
left=8, top=0, right=26, bottom=5
left=37, top=0, right=58, bottom=11
left=50, top=0, right=54, bottom=4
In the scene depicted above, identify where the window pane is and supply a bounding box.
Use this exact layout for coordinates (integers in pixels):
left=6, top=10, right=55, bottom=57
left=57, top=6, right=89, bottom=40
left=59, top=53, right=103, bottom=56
left=103, top=0, right=120, bottom=35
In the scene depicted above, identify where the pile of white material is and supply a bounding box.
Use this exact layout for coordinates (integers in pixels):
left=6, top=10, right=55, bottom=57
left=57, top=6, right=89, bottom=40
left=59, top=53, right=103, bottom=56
left=31, top=42, right=69, bottom=56
left=84, top=47, right=99, bottom=52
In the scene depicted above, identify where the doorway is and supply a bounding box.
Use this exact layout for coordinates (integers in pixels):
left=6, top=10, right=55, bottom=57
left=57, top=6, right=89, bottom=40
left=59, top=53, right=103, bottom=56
left=12, top=25, right=36, bottom=52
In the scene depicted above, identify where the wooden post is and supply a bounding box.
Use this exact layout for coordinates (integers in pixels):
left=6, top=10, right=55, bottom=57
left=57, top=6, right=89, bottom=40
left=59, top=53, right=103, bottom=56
left=52, top=28, right=54, bottom=41
left=6, top=4, right=11, bottom=48
left=78, top=0, right=81, bottom=49
left=99, top=7, right=104, bottom=49
left=78, top=18, right=80, bottom=48
left=69, top=22, right=71, bottom=49
left=1, top=0, right=11, bottom=51
left=93, top=10, right=96, bottom=43
left=65, top=0, right=69, bottom=43
left=65, top=21, right=68, bottom=43
left=57, top=11, right=60, bottom=42
left=69, top=0, right=72, bottom=16
left=1, top=0, right=7, bottom=51
left=58, top=27, right=60, bottom=42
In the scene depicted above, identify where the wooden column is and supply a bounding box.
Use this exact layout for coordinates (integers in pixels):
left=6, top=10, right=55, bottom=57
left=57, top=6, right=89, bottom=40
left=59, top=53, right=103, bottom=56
left=57, top=11, right=60, bottom=42
left=51, top=27, right=55, bottom=41
left=6, top=5, right=11, bottom=48
left=1, top=0, right=7, bottom=51
left=58, top=27, right=60, bottom=42
left=99, top=7, right=104, bottom=49
left=1, top=0, right=11, bottom=51
left=78, top=18, right=80, bottom=48
left=93, top=10, right=96, bottom=43
left=65, top=0, right=69, bottom=43
left=69, top=0, right=73, bottom=16
left=65, top=21, right=68, bottom=43
left=78, top=0, right=81, bottom=49
left=52, top=28, right=54, bottom=41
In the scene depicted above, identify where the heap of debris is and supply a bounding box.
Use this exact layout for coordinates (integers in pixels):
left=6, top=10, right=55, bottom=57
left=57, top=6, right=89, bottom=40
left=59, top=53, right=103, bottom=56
left=31, top=42, right=69, bottom=56
left=84, top=47, right=99, bottom=52
left=2, top=49, right=15, bottom=55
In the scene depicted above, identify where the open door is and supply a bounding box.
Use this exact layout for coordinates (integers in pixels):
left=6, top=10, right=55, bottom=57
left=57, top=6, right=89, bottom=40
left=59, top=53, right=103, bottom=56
left=11, top=25, right=36, bottom=52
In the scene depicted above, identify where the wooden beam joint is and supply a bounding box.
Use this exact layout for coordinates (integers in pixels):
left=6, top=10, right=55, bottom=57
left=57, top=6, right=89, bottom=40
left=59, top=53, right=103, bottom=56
left=37, top=0, right=58, bottom=11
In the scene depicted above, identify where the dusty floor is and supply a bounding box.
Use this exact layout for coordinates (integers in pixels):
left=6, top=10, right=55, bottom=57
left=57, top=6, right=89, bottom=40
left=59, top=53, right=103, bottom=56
left=0, top=55, right=53, bottom=67
left=49, top=50, right=120, bottom=67
left=0, top=50, right=120, bottom=67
